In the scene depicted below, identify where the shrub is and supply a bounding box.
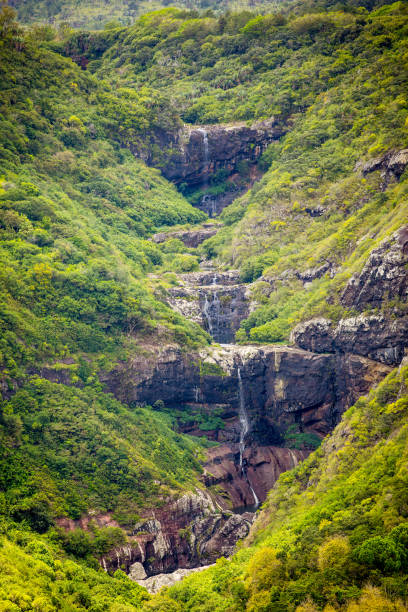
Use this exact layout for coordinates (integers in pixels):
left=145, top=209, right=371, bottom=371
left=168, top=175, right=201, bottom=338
left=317, top=536, right=351, bottom=571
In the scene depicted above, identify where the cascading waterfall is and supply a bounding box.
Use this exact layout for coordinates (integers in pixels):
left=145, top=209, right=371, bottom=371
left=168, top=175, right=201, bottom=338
left=202, top=275, right=222, bottom=340
left=237, top=368, right=260, bottom=508
left=202, top=293, right=213, bottom=337
left=197, top=128, right=209, bottom=164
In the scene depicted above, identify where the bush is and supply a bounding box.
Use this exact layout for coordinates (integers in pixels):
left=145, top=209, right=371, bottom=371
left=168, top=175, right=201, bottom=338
left=317, top=536, right=351, bottom=571
left=169, top=254, right=199, bottom=272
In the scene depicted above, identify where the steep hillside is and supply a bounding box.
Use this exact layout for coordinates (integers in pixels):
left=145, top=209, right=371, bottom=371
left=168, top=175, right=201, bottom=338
left=0, top=2, right=212, bottom=576
left=88, top=3, right=408, bottom=344
left=147, top=364, right=408, bottom=611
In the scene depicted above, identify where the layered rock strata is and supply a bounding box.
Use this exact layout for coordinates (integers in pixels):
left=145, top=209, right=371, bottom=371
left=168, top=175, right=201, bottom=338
left=293, top=226, right=408, bottom=367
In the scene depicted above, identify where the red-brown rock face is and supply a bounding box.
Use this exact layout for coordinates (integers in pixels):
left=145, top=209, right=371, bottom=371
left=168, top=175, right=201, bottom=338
left=203, top=444, right=307, bottom=509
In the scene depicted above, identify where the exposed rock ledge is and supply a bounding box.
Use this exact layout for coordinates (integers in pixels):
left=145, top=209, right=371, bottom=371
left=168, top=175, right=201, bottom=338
left=104, top=341, right=391, bottom=511
left=161, top=119, right=285, bottom=187
left=152, top=223, right=219, bottom=248
left=356, top=148, right=408, bottom=190
left=293, top=225, right=408, bottom=366
left=98, top=490, right=252, bottom=577
left=134, top=565, right=213, bottom=594
left=166, top=270, right=251, bottom=343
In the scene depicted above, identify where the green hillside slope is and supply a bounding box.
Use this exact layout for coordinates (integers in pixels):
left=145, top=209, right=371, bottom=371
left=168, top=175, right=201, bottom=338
left=0, top=3, right=210, bottom=580
left=9, top=0, right=398, bottom=30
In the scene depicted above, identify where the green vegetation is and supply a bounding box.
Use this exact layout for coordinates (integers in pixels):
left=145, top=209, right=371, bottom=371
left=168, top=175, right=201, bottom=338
left=0, top=9, right=212, bottom=608
left=0, top=4, right=209, bottom=385
left=11, top=1, right=281, bottom=30
left=1, top=0, right=408, bottom=609
left=1, top=378, right=208, bottom=524
left=77, top=2, right=408, bottom=343
left=284, top=424, right=321, bottom=450
left=147, top=366, right=408, bottom=610
left=0, top=528, right=149, bottom=611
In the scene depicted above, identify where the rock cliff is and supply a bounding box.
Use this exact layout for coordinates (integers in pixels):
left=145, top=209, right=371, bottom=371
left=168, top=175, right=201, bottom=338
left=167, top=270, right=251, bottom=343
left=152, top=223, right=219, bottom=248
left=293, top=226, right=408, bottom=367
left=59, top=491, right=252, bottom=578
left=105, top=339, right=391, bottom=514
left=161, top=120, right=284, bottom=188
left=356, top=148, right=408, bottom=190
left=98, top=226, right=408, bottom=581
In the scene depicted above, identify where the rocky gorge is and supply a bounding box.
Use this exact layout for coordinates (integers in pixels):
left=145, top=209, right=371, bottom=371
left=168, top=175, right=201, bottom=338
left=94, top=225, right=407, bottom=589
left=39, top=126, right=408, bottom=589
left=144, top=119, right=285, bottom=217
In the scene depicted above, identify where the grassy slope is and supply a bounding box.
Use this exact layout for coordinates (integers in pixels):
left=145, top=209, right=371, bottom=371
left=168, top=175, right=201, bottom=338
left=0, top=9, right=211, bottom=597
left=147, top=365, right=408, bottom=611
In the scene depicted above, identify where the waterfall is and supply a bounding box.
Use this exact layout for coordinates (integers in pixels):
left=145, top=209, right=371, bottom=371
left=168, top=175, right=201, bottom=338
left=202, top=293, right=213, bottom=337
left=288, top=449, right=299, bottom=468
left=198, top=128, right=209, bottom=163
left=211, top=198, right=217, bottom=218
left=237, top=368, right=249, bottom=468
left=237, top=368, right=260, bottom=508
left=201, top=275, right=221, bottom=340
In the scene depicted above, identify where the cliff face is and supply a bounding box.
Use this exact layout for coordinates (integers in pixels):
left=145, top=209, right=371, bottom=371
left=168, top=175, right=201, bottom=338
left=105, top=341, right=390, bottom=512
left=293, top=226, right=408, bottom=367
left=51, top=225, right=408, bottom=581
left=59, top=491, right=253, bottom=577
left=160, top=120, right=284, bottom=188
left=167, top=271, right=251, bottom=343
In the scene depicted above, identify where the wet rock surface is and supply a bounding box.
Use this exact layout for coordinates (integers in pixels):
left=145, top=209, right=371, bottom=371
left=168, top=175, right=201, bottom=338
left=167, top=271, right=250, bottom=343
left=203, top=443, right=307, bottom=509
left=161, top=120, right=284, bottom=188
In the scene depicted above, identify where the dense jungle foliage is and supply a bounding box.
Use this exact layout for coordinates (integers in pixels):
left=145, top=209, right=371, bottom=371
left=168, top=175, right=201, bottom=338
left=147, top=366, right=408, bottom=611
left=9, top=0, right=399, bottom=30
left=1, top=0, right=408, bottom=610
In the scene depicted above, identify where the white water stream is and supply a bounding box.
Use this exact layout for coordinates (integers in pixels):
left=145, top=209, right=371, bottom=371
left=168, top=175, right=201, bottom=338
left=202, top=275, right=221, bottom=340
left=197, top=128, right=209, bottom=163
left=237, top=368, right=260, bottom=508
